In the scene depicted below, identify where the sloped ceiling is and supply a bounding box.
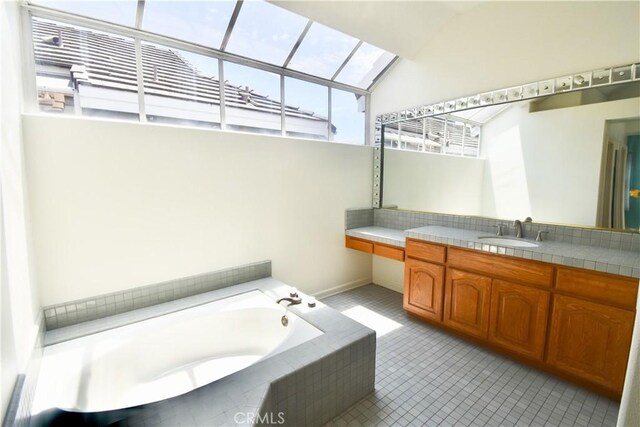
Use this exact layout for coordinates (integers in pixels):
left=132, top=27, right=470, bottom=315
left=270, top=1, right=482, bottom=60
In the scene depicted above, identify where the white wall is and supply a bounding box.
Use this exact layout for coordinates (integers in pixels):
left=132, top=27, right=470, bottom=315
left=23, top=115, right=373, bottom=306
left=1, top=0, right=41, bottom=421
left=372, top=256, right=404, bottom=293
left=383, top=148, right=485, bottom=215
left=480, top=97, right=640, bottom=226
left=371, top=1, right=640, bottom=119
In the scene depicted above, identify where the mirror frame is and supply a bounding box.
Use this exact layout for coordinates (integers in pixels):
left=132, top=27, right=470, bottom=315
left=372, top=62, right=640, bottom=231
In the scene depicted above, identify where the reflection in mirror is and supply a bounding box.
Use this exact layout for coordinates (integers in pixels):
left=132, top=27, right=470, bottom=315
left=382, top=82, right=640, bottom=232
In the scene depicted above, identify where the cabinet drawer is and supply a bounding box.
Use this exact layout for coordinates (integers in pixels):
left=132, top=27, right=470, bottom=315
left=374, top=243, right=405, bottom=261
left=556, top=268, right=638, bottom=309
left=406, top=239, right=446, bottom=264
left=345, top=236, right=373, bottom=253
left=448, top=247, right=553, bottom=288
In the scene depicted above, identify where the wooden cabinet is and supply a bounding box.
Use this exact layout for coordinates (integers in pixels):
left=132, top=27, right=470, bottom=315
left=345, top=236, right=373, bottom=253
left=556, top=267, right=638, bottom=309
left=405, top=239, right=446, bottom=264
left=403, top=242, right=637, bottom=398
left=345, top=236, right=404, bottom=261
left=345, top=229, right=639, bottom=398
left=547, top=295, right=635, bottom=393
left=488, top=280, right=550, bottom=360
left=444, top=268, right=492, bottom=339
left=373, top=243, right=404, bottom=261
left=448, top=247, right=553, bottom=288
left=403, top=257, right=444, bottom=321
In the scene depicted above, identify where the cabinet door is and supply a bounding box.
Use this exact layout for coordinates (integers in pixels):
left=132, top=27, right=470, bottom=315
left=444, top=268, right=492, bottom=339
left=547, top=295, right=634, bottom=393
left=403, top=258, right=445, bottom=321
left=489, top=280, right=550, bottom=360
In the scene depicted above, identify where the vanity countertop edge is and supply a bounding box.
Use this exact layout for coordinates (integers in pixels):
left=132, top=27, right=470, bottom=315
left=346, top=225, right=640, bottom=279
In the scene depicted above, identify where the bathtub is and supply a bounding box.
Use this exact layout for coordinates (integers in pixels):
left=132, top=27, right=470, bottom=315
left=32, top=290, right=323, bottom=414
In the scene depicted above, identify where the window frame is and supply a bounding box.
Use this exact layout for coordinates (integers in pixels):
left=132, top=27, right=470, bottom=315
left=21, top=2, right=385, bottom=145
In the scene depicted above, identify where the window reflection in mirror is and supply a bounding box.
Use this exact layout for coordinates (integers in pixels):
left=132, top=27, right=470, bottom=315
left=382, top=82, right=640, bottom=231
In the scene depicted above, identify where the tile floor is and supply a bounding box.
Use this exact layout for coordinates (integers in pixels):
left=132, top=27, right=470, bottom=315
left=323, top=284, right=620, bottom=427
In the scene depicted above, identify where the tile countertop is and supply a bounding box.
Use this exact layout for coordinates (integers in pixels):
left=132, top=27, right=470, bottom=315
left=347, top=225, right=640, bottom=279
left=345, top=226, right=406, bottom=247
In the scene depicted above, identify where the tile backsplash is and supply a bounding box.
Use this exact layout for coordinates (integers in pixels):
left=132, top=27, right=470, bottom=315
left=345, top=208, right=374, bottom=229
left=42, top=260, right=271, bottom=330
left=346, top=208, right=640, bottom=252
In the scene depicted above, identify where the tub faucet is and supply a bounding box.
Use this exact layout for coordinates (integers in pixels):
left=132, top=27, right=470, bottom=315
left=276, top=296, right=302, bottom=306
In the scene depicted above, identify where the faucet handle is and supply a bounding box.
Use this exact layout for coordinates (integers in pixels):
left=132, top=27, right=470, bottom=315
left=493, top=224, right=505, bottom=236
left=535, top=230, right=548, bottom=242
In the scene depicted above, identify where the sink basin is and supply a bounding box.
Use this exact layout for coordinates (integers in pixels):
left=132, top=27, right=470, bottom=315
left=477, top=236, right=539, bottom=248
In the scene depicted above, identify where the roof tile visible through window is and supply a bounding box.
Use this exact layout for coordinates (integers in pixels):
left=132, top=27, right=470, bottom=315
left=287, top=22, right=359, bottom=80
left=225, top=0, right=308, bottom=66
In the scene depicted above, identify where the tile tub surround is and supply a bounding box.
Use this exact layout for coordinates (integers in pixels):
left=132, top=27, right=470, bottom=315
left=30, top=278, right=376, bottom=427
left=323, top=285, right=620, bottom=427
left=42, top=260, right=272, bottom=330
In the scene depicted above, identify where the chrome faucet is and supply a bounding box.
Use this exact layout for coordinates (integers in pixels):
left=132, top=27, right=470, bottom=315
left=513, top=220, right=523, bottom=238
left=513, top=217, right=532, bottom=238
left=276, top=296, right=302, bottom=306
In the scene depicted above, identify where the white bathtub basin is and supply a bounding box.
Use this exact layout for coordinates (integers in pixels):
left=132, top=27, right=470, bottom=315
left=478, top=236, right=539, bottom=248
left=33, top=290, right=322, bottom=413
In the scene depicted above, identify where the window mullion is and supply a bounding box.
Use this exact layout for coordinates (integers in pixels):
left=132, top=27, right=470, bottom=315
left=220, top=0, right=243, bottom=51
left=219, top=60, right=226, bottom=130
left=134, top=0, right=145, bottom=29
left=282, top=20, right=312, bottom=68
left=134, top=38, right=146, bottom=122
left=331, top=40, right=362, bottom=81
left=327, top=87, right=332, bottom=141
left=280, top=75, right=285, bottom=137
left=365, top=94, right=371, bottom=145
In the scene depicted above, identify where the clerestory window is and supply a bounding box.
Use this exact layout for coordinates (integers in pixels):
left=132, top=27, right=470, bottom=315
left=26, top=0, right=398, bottom=144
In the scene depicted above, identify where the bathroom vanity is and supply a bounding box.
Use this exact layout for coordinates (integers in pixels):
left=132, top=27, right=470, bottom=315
left=402, top=239, right=635, bottom=398
left=344, top=211, right=639, bottom=400
left=351, top=61, right=640, bottom=401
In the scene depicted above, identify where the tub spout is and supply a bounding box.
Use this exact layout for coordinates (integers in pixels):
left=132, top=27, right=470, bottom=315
left=276, top=296, right=302, bottom=306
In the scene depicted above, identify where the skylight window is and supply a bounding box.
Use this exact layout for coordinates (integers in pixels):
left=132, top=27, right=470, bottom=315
left=142, top=0, right=236, bottom=48
left=31, top=0, right=138, bottom=27
left=335, top=42, right=396, bottom=89
left=225, top=0, right=308, bottom=66
left=25, top=0, right=400, bottom=145
left=287, top=22, right=359, bottom=79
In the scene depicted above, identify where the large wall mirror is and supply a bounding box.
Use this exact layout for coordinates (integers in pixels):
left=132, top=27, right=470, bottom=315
left=377, top=69, right=640, bottom=232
